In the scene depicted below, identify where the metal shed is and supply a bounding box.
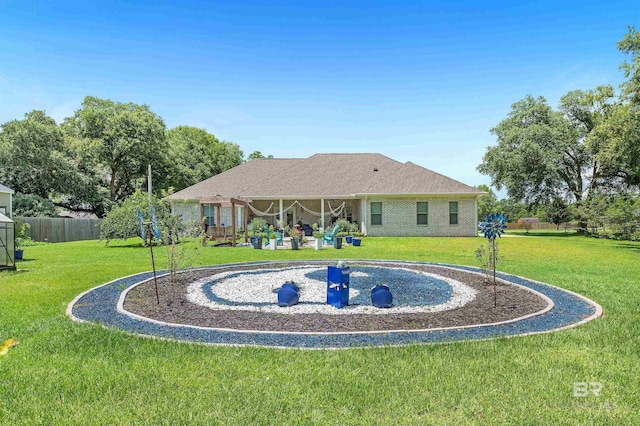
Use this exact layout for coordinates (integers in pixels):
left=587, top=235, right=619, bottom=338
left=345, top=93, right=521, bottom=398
left=0, top=212, right=16, bottom=271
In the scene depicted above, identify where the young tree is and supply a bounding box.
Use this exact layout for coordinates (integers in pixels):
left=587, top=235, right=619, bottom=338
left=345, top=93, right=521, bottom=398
left=547, top=197, right=572, bottom=230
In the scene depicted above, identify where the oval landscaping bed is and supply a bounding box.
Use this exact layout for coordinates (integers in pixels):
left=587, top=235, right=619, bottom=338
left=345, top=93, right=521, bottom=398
left=68, top=260, right=602, bottom=349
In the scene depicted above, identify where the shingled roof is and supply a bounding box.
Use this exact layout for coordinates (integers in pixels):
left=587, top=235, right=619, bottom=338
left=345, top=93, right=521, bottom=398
left=168, top=153, right=482, bottom=200
left=0, top=184, right=14, bottom=194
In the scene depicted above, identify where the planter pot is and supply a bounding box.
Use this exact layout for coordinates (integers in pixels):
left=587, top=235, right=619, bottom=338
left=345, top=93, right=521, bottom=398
left=345, top=235, right=353, bottom=244
left=268, top=239, right=277, bottom=250
left=352, top=238, right=361, bottom=247
left=334, top=236, right=343, bottom=249
left=252, top=237, right=263, bottom=249
left=314, top=238, right=322, bottom=250
left=371, top=284, right=393, bottom=308
left=291, top=238, right=299, bottom=250
left=278, top=282, right=300, bottom=307
left=14, top=249, right=23, bottom=260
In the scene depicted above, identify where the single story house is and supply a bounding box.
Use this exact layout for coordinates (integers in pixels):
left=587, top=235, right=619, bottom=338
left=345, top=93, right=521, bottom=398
left=167, top=153, right=485, bottom=237
left=0, top=183, right=14, bottom=218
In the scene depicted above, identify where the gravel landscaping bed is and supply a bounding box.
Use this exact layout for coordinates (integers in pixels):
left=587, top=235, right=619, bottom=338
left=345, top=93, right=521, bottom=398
left=123, top=261, right=548, bottom=332
left=68, top=260, right=602, bottom=348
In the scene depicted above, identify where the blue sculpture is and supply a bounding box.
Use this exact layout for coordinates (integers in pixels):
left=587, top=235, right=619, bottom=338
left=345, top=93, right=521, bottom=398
left=371, top=284, right=393, bottom=308
left=478, top=213, right=507, bottom=307
left=327, top=265, right=350, bottom=308
left=278, top=282, right=300, bottom=307
left=150, top=205, right=161, bottom=239
left=478, top=213, right=507, bottom=240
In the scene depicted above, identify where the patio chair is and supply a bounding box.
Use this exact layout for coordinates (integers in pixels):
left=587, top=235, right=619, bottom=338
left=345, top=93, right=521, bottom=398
left=264, top=225, right=284, bottom=246
left=322, top=224, right=340, bottom=245
left=302, top=223, right=313, bottom=236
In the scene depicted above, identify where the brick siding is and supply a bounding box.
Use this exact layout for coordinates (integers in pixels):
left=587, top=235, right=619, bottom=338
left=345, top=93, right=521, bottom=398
left=365, top=197, right=478, bottom=237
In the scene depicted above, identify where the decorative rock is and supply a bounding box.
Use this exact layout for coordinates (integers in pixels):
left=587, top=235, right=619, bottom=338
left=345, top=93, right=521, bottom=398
left=69, top=261, right=602, bottom=349
left=277, top=282, right=300, bottom=307
left=371, top=284, right=393, bottom=308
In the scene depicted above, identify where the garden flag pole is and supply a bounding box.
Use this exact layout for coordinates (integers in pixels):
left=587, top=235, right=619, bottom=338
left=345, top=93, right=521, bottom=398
left=138, top=205, right=160, bottom=304
left=146, top=221, right=160, bottom=304
left=148, top=164, right=152, bottom=204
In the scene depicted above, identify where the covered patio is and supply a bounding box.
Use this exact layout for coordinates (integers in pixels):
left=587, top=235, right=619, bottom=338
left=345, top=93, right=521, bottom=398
left=247, top=198, right=360, bottom=231
left=198, top=196, right=251, bottom=247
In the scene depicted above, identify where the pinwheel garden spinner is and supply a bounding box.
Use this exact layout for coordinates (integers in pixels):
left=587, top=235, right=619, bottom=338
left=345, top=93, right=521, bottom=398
left=478, top=213, right=507, bottom=307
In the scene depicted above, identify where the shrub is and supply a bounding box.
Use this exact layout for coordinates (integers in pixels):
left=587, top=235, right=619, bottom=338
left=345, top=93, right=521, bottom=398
left=99, top=190, right=174, bottom=245
left=335, top=219, right=350, bottom=234
left=14, top=222, right=34, bottom=249
left=249, top=218, right=267, bottom=238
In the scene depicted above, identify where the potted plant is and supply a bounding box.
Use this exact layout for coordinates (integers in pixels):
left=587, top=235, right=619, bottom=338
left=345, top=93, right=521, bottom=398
left=249, top=218, right=267, bottom=249
left=347, top=222, right=360, bottom=245
left=312, top=223, right=323, bottom=250
left=14, top=223, right=33, bottom=260
left=14, top=237, right=24, bottom=260
left=267, top=225, right=277, bottom=250
left=287, top=226, right=300, bottom=250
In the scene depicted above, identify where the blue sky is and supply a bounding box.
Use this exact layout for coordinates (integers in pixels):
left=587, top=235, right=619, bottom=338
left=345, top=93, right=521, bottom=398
left=0, top=1, right=638, bottom=192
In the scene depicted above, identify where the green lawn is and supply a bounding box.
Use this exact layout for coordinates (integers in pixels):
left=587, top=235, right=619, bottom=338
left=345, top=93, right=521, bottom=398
left=1, top=235, right=638, bottom=425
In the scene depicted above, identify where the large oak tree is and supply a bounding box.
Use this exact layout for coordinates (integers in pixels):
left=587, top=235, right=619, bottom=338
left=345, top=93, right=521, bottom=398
left=0, top=110, right=69, bottom=198
left=165, top=126, right=243, bottom=191
left=63, top=96, right=167, bottom=204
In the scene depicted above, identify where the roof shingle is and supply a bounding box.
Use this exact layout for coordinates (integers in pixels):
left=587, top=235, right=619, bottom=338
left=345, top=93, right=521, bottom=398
left=168, top=153, right=482, bottom=200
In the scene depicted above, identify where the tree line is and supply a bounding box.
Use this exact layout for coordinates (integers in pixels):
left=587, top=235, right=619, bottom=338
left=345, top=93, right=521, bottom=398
left=478, top=27, right=640, bottom=239
left=0, top=96, right=269, bottom=218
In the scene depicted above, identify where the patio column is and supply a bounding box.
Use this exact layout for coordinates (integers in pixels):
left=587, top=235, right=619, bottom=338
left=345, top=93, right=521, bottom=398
left=279, top=199, right=283, bottom=226
left=231, top=201, right=236, bottom=247
left=244, top=206, right=248, bottom=242
left=363, top=196, right=367, bottom=236
left=321, top=198, right=325, bottom=229
left=216, top=204, right=221, bottom=236
left=200, top=203, right=205, bottom=234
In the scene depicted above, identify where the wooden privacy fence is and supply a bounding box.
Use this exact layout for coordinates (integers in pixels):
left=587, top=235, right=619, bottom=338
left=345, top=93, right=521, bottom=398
left=506, top=222, right=574, bottom=230
left=17, top=217, right=102, bottom=243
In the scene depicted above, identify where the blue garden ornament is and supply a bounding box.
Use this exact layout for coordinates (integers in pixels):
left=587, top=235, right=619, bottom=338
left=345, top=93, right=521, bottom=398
left=150, top=205, right=161, bottom=239
left=478, top=213, right=506, bottom=308
left=278, top=282, right=300, bottom=307
left=479, top=213, right=507, bottom=240
left=371, top=284, right=393, bottom=308
left=136, top=207, right=147, bottom=242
